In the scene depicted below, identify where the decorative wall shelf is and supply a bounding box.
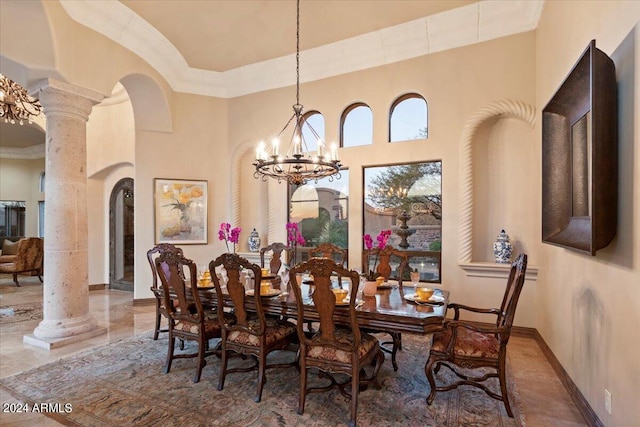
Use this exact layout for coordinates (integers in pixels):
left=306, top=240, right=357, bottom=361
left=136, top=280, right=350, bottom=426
left=459, top=262, right=538, bottom=280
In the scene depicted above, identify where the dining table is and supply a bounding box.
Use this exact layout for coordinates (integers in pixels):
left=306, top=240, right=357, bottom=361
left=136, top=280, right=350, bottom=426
left=197, top=279, right=449, bottom=336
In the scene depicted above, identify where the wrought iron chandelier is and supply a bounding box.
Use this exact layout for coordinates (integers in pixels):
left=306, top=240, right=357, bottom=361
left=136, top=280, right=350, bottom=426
left=0, top=73, right=42, bottom=125
left=253, top=0, right=341, bottom=186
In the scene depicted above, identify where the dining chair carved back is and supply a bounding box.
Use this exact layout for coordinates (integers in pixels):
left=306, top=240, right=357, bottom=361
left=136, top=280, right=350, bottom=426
left=310, top=242, right=347, bottom=267
left=425, top=253, right=528, bottom=417
left=289, top=258, right=384, bottom=427
left=146, top=243, right=183, bottom=340
left=155, top=250, right=223, bottom=383
left=362, top=246, right=408, bottom=371
left=260, top=242, right=292, bottom=288
left=363, top=246, right=408, bottom=285
left=210, top=253, right=297, bottom=403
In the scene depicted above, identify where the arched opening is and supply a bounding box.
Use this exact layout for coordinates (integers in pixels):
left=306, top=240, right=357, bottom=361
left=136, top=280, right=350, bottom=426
left=109, top=178, right=134, bottom=291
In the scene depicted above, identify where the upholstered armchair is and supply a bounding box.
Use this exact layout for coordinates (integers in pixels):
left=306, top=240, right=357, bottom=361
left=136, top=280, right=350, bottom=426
left=425, top=253, right=528, bottom=417
left=0, top=237, right=44, bottom=286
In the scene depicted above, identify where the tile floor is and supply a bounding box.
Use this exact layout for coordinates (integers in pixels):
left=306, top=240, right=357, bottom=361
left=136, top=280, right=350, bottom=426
left=0, top=275, right=587, bottom=426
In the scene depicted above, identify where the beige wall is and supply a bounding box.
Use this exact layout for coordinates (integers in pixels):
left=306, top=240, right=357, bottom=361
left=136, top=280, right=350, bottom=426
left=85, top=86, right=136, bottom=286
left=232, top=31, right=539, bottom=327
left=133, top=91, right=229, bottom=299
left=536, top=1, right=640, bottom=426
left=0, top=157, right=45, bottom=237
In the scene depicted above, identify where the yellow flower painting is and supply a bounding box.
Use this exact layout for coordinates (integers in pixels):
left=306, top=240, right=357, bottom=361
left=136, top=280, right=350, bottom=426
left=154, top=179, right=208, bottom=244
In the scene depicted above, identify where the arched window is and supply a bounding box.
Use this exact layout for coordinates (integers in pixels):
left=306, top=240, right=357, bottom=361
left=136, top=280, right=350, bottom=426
left=341, top=103, right=373, bottom=148
left=39, top=172, right=45, bottom=192
left=389, top=93, right=428, bottom=142
left=300, top=110, right=324, bottom=153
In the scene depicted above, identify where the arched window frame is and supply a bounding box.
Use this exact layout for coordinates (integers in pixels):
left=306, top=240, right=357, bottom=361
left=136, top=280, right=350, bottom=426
left=340, top=102, right=373, bottom=148
left=39, top=172, right=46, bottom=192
left=388, top=93, right=428, bottom=142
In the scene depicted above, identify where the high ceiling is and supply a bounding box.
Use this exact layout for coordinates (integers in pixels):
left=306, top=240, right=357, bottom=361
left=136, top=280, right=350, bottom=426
left=121, top=0, right=476, bottom=72
left=1, top=0, right=542, bottom=152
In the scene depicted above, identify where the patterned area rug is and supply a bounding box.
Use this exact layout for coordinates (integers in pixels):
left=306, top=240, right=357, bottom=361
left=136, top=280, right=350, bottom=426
left=0, top=303, right=42, bottom=324
left=0, top=332, right=525, bottom=426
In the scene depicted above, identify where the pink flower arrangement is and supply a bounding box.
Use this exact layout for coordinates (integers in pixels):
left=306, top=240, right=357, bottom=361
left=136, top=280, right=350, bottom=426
left=286, top=222, right=306, bottom=265
left=363, top=229, right=392, bottom=280
left=219, top=222, right=241, bottom=253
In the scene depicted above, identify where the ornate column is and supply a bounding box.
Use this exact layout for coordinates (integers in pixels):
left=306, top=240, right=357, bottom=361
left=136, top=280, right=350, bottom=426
left=23, top=79, right=106, bottom=349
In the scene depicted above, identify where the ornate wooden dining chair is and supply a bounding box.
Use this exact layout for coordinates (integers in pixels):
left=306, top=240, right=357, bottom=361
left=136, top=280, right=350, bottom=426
left=425, top=253, right=528, bottom=417
left=362, top=246, right=408, bottom=370
left=260, top=242, right=292, bottom=288
left=310, top=242, right=347, bottom=267
left=289, top=258, right=384, bottom=427
left=146, top=243, right=183, bottom=341
left=209, top=253, right=297, bottom=403
left=155, top=250, right=225, bottom=383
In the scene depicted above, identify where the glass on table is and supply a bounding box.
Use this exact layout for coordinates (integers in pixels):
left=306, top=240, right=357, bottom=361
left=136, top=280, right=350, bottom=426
left=279, top=269, right=290, bottom=295
left=410, top=270, right=420, bottom=286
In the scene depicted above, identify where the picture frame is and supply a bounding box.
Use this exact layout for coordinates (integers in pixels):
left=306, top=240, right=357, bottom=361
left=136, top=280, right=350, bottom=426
left=154, top=178, right=208, bottom=244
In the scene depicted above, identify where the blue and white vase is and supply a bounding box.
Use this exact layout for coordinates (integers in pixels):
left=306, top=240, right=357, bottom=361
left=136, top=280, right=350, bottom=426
left=248, top=228, right=261, bottom=252
left=493, top=229, right=513, bottom=263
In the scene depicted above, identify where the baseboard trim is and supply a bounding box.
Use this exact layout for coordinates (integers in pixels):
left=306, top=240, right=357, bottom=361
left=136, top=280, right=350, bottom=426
left=534, top=330, right=603, bottom=427
left=89, top=284, right=106, bottom=291
left=133, top=298, right=155, bottom=306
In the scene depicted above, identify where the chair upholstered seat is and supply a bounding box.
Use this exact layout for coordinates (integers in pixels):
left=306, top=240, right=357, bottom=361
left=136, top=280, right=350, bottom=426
left=289, top=258, right=384, bottom=427
left=174, top=311, right=226, bottom=335
left=0, top=237, right=44, bottom=287
left=155, top=250, right=224, bottom=384
left=306, top=328, right=379, bottom=363
left=425, top=253, right=528, bottom=418
left=210, top=253, right=297, bottom=403
left=228, top=317, right=296, bottom=346
left=147, top=244, right=184, bottom=340
left=431, top=326, right=500, bottom=359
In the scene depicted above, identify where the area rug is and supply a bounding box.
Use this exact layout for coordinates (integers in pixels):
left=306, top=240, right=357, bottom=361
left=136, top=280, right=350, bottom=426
left=0, top=332, right=525, bottom=426
left=0, top=303, right=42, bottom=324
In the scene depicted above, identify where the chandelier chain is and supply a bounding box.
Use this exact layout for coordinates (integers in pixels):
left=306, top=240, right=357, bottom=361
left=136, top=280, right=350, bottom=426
left=296, top=0, right=300, bottom=107
left=252, top=0, right=342, bottom=186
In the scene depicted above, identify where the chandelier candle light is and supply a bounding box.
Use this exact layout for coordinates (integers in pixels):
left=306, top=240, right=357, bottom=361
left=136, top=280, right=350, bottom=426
left=0, top=73, right=43, bottom=125
left=253, top=0, right=342, bottom=186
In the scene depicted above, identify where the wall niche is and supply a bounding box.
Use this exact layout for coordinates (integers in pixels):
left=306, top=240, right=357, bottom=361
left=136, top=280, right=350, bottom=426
left=542, top=40, right=617, bottom=255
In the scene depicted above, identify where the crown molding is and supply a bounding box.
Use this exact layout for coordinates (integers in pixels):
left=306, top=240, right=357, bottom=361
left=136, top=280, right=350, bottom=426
left=0, top=143, right=45, bottom=159
left=59, top=0, right=544, bottom=99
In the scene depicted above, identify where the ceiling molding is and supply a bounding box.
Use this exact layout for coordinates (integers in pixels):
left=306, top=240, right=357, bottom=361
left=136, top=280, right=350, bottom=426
left=59, top=0, right=544, bottom=99
left=0, top=144, right=45, bottom=160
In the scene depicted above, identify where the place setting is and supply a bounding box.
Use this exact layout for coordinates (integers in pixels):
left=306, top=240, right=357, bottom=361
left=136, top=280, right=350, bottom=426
left=404, top=286, right=445, bottom=306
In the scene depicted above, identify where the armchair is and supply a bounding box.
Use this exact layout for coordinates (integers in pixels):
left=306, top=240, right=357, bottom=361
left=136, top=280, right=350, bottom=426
left=0, top=237, right=43, bottom=287
left=425, top=253, right=528, bottom=417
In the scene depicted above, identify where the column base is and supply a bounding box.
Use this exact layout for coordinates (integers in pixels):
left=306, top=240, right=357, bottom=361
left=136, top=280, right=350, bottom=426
left=23, top=326, right=107, bottom=350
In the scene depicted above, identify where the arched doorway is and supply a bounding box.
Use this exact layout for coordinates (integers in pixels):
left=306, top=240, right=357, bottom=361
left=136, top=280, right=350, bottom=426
left=109, top=178, right=134, bottom=291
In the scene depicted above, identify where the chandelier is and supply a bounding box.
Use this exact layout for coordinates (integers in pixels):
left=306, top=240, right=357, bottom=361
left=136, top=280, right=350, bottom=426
left=253, top=0, right=341, bottom=186
left=0, top=73, right=43, bottom=125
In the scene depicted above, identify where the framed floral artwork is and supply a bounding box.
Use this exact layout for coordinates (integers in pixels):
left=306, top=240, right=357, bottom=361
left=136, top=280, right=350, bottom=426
left=154, top=178, right=208, bottom=244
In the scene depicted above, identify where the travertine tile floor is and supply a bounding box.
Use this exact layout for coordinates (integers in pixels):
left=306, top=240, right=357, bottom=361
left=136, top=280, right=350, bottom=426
left=0, top=276, right=587, bottom=426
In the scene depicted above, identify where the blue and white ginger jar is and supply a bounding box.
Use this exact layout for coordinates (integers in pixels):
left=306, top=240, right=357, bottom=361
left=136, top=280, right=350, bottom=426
left=493, top=229, right=513, bottom=263
left=248, top=228, right=261, bottom=252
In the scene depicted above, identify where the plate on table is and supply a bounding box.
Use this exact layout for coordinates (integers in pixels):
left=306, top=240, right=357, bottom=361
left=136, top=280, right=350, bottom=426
left=377, top=282, right=394, bottom=289
left=404, top=294, right=445, bottom=305
left=246, top=289, right=282, bottom=298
